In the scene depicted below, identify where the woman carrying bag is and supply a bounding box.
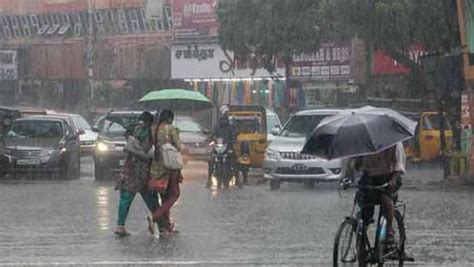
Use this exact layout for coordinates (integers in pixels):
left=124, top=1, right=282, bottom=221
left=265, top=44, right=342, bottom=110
left=114, top=111, right=158, bottom=237
left=148, top=109, right=183, bottom=235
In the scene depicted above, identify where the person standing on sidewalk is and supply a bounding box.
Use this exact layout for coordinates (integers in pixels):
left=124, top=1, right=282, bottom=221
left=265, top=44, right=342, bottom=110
left=114, top=111, right=157, bottom=237
left=149, top=109, right=182, bottom=235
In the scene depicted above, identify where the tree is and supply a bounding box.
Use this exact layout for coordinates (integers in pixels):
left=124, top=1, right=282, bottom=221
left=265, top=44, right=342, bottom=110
left=216, top=0, right=322, bottom=74
left=321, top=0, right=460, bottom=89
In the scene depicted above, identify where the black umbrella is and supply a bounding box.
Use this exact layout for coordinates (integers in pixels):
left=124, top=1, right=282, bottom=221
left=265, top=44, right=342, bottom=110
left=301, top=111, right=414, bottom=160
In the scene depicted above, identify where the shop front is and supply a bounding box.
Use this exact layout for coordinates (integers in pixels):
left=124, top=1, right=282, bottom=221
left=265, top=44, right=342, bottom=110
left=289, top=40, right=358, bottom=109
left=171, top=42, right=298, bottom=112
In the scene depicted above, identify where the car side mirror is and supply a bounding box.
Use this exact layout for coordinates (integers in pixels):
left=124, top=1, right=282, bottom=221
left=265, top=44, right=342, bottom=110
left=271, top=127, right=280, bottom=136
left=78, top=129, right=86, bottom=135
left=92, top=125, right=100, bottom=132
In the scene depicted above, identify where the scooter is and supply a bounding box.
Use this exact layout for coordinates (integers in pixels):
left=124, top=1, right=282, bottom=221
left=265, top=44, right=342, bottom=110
left=208, top=138, right=240, bottom=189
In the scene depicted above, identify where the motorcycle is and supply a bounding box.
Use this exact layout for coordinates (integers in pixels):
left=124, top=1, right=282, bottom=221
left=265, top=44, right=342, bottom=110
left=208, top=138, right=240, bottom=189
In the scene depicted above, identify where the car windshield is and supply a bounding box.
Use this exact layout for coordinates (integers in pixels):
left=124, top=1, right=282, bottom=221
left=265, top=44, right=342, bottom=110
left=280, top=114, right=333, bottom=137
left=422, top=114, right=452, bottom=130
left=71, top=115, right=91, bottom=130
left=7, top=120, right=63, bottom=139
left=267, top=115, right=280, bottom=130
left=100, top=115, right=139, bottom=138
left=176, top=118, right=202, bottom=132
left=233, top=116, right=264, bottom=133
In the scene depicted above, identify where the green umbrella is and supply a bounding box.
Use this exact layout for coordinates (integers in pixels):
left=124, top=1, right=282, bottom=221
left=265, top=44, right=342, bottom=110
left=138, top=89, right=214, bottom=111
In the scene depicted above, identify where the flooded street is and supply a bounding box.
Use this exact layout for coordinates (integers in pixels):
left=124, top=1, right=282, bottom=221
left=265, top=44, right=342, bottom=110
left=0, top=159, right=472, bottom=266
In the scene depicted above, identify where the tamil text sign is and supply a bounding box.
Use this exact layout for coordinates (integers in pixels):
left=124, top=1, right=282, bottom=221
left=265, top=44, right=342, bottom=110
left=291, top=41, right=352, bottom=81
left=0, top=6, right=173, bottom=39
left=171, top=43, right=284, bottom=79
left=173, top=0, right=218, bottom=40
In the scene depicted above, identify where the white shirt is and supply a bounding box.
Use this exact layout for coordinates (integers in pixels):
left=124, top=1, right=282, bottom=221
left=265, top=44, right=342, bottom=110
left=394, top=142, right=406, bottom=174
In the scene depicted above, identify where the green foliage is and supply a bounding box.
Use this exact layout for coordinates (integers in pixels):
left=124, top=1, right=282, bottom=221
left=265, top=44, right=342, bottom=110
left=321, top=0, right=460, bottom=63
left=217, top=0, right=322, bottom=72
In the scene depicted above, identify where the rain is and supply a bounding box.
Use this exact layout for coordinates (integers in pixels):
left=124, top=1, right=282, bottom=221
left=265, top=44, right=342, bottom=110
left=0, top=0, right=474, bottom=266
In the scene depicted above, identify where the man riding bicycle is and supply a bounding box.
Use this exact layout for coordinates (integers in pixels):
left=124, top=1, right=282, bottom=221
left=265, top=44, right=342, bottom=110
left=352, top=142, right=405, bottom=247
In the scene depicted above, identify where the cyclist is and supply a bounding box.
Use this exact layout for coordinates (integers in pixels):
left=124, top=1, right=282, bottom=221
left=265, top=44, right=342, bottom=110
left=353, top=142, right=405, bottom=248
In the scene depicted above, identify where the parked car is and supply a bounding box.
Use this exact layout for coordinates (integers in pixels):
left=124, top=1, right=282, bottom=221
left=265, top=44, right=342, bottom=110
left=0, top=116, right=81, bottom=179
left=264, top=109, right=347, bottom=190
left=176, top=116, right=211, bottom=162
left=93, top=111, right=142, bottom=180
left=266, top=109, right=282, bottom=145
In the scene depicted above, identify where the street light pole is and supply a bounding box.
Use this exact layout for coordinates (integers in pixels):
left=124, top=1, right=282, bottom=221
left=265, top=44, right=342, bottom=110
left=87, top=0, right=95, bottom=101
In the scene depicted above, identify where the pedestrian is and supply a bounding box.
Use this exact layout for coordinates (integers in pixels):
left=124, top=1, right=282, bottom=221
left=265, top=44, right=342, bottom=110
left=114, top=111, right=157, bottom=237
left=149, top=109, right=182, bottom=235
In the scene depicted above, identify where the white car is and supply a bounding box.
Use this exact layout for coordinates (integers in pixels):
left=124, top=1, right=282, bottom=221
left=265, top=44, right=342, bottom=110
left=264, top=109, right=347, bottom=190
left=266, top=109, right=282, bottom=145
left=68, top=114, right=98, bottom=156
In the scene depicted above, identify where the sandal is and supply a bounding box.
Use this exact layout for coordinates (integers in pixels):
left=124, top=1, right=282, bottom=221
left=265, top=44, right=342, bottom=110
left=161, top=223, right=179, bottom=235
left=114, top=226, right=130, bottom=237
left=147, top=216, right=155, bottom=235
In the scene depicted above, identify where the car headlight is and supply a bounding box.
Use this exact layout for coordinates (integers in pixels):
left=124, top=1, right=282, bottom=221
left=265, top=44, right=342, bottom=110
left=96, top=142, right=110, bottom=152
left=330, top=168, right=342, bottom=175
left=265, top=148, right=279, bottom=160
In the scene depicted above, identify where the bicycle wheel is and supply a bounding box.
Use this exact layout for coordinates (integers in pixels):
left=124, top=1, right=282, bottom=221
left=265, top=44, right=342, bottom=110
left=333, top=218, right=357, bottom=267
left=380, top=210, right=406, bottom=267
left=357, top=231, right=368, bottom=267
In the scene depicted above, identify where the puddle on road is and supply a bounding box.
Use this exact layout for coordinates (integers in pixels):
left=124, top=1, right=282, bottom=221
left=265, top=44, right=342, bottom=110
left=96, top=186, right=111, bottom=231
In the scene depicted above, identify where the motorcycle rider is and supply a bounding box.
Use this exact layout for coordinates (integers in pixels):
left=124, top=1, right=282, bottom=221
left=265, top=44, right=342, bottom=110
left=206, top=105, right=238, bottom=188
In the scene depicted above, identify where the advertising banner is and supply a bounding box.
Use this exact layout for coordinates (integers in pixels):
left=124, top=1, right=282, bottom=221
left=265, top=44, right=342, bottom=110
left=171, top=43, right=285, bottom=79
left=0, top=50, right=18, bottom=80
left=372, top=45, right=427, bottom=75
left=173, top=0, right=218, bottom=40
left=0, top=1, right=172, bottom=39
left=290, top=41, right=352, bottom=81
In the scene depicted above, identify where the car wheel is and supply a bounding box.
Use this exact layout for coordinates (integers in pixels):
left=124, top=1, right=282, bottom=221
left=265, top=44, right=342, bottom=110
left=304, top=180, right=315, bottom=188
left=270, top=179, right=280, bottom=191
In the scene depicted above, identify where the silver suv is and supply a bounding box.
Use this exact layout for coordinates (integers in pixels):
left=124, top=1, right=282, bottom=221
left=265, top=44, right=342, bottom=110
left=264, top=109, right=346, bottom=190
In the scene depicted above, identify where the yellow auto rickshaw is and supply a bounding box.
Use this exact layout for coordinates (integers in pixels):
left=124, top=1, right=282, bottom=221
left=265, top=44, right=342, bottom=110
left=228, top=105, right=267, bottom=184
left=403, top=111, right=453, bottom=161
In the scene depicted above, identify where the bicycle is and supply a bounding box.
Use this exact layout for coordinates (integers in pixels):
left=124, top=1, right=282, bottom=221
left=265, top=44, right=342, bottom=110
left=333, top=180, right=413, bottom=267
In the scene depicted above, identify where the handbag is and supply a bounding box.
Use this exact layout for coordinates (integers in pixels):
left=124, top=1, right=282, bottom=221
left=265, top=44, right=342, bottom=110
left=148, top=177, right=169, bottom=194
left=161, top=143, right=184, bottom=170
left=156, top=124, right=183, bottom=170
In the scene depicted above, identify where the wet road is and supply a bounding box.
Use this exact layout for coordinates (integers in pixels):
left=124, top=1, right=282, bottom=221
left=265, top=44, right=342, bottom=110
left=0, top=158, right=474, bottom=266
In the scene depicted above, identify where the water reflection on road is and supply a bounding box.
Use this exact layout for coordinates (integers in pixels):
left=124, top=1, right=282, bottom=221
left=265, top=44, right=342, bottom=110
left=0, top=159, right=473, bottom=266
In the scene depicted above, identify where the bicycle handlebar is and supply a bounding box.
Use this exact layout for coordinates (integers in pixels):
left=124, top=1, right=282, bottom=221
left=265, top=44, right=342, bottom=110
left=340, top=179, right=389, bottom=191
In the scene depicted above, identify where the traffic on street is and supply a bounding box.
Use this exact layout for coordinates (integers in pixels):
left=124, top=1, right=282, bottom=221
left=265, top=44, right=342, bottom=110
left=1, top=0, right=474, bottom=266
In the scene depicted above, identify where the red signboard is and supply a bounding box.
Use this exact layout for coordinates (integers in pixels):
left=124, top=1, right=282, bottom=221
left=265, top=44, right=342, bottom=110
left=0, top=0, right=148, bottom=14
left=372, top=45, right=428, bottom=75
left=173, top=0, right=218, bottom=40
